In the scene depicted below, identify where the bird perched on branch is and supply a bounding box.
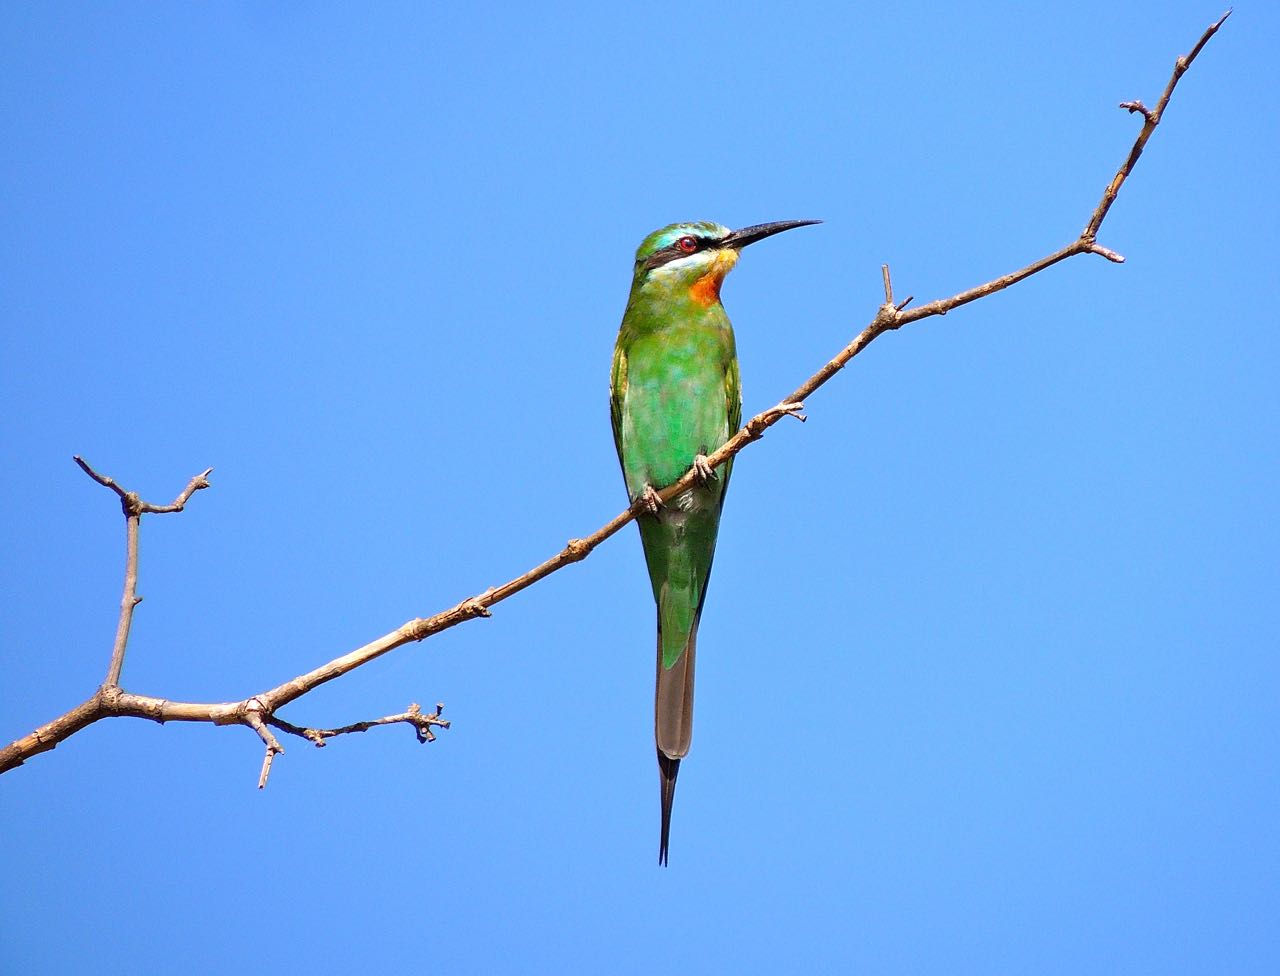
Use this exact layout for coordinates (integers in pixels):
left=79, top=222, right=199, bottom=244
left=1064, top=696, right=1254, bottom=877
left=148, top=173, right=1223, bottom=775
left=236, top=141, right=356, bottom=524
left=610, top=218, right=819, bottom=864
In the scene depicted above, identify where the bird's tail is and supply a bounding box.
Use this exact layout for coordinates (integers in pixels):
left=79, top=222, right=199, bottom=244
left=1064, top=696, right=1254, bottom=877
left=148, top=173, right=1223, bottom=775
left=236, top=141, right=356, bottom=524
left=655, top=599, right=698, bottom=866
left=658, top=751, right=680, bottom=866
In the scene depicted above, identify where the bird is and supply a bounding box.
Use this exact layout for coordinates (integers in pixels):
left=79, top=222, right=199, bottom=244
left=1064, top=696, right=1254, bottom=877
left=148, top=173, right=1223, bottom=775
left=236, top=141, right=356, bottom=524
left=609, top=218, right=820, bottom=864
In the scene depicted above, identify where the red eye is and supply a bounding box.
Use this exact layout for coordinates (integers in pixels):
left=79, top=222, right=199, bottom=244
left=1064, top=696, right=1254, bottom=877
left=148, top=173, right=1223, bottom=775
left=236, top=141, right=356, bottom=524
left=676, top=236, right=698, bottom=253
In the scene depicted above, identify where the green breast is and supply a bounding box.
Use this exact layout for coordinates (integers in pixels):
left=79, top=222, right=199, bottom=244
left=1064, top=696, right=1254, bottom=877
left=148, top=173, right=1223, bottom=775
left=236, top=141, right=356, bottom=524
left=616, top=308, right=735, bottom=496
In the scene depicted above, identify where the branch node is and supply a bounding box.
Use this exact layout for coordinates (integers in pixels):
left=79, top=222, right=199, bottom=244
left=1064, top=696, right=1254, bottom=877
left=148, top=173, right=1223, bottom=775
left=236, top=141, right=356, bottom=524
left=874, top=302, right=903, bottom=331
left=746, top=400, right=807, bottom=440
left=242, top=698, right=285, bottom=789
left=408, top=702, right=450, bottom=744
left=150, top=698, right=168, bottom=723
left=121, top=492, right=144, bottom=518
left=1119, top=99, right=1157, bottom=124
left=564, top=538, right=591, bottom=562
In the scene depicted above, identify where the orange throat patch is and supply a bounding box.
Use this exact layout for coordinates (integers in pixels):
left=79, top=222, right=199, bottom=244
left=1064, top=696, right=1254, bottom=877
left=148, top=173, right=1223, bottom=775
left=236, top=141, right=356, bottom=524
left=687, top=249, right=738, bottom=306
left=688, top=271, right=725, bottom=306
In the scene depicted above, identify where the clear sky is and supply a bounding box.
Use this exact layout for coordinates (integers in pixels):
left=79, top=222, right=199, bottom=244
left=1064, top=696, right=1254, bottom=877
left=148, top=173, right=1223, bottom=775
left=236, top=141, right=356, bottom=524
left=2, top=2, right=1277, bottom=973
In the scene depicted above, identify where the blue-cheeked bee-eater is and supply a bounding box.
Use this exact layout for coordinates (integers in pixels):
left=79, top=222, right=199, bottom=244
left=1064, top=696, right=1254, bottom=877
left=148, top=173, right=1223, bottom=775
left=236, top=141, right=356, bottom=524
left=610, top=218, right=819, bottom=864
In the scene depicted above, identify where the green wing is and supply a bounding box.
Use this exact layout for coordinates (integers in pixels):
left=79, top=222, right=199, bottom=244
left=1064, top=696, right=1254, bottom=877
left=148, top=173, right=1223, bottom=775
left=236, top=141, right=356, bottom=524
left=720, top=353, right=741, bottom=496
left=609, top=342, right=630, bottom=492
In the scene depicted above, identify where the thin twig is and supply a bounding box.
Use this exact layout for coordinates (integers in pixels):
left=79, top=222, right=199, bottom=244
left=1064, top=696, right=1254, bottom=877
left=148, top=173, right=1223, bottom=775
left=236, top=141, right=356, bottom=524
left=0, top=13, right=1229, bottom=779
left=270, top=703, right=450, bottom=747
left=1084, top=9, right=1231, bottom=241
left=242, top=699, right=285, bottom=789
left=71, top=458, right=214, bottom=687
left=105, top=507, right=142, bottom=687
left=72, top=456, right=212, bottom=516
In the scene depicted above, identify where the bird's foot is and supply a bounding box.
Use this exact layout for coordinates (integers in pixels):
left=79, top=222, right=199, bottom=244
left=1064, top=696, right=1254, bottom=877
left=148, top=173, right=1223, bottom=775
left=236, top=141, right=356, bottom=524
left=692, top=454, right=715, bottom=485
left=635, top=485, right=663, bottom=517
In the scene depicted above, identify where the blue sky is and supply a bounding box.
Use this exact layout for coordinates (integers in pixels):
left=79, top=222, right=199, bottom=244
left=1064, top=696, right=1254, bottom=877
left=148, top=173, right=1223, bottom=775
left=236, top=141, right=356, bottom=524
left=2, top=2, right=1277, bottom=973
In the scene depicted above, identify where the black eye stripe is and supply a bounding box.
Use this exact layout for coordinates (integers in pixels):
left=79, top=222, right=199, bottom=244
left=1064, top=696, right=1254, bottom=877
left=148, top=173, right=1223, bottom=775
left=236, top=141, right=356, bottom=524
left=642, top=235, right=721, bottom=271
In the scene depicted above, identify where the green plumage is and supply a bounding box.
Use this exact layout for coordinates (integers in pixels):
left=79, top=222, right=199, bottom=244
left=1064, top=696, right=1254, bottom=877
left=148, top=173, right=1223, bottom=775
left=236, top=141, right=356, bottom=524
left=614, top=291, right=739, bottom=668
left=610, top=218, right=817, bottom=865
left=612, top=223, right=738, bottom=679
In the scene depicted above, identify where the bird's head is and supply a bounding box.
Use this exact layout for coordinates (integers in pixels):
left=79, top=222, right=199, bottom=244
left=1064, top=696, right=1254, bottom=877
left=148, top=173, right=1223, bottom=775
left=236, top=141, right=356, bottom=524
left=630, top=219, right=820, bottom=306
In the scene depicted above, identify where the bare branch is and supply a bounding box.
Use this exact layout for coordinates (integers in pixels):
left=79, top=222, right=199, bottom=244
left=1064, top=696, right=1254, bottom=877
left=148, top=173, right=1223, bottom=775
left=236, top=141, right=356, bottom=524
left=1, top=14, right=1229, bottom=780
left=73, top=455, right=212, bottom=516
left=105, top=504, right=141, bottom=688
left=1, top=693, right=108, bottom=769
left=69, top=459, right=215, bottom=688
left=242, top=699, right=284, bottom=789
left=1083, top=9, right=1231, bottom=242
left=270, top=703, right=450, bottom=747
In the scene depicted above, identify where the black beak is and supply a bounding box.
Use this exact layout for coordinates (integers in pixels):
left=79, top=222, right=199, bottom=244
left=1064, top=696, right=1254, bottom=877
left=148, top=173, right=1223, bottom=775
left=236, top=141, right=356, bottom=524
left=721, top=219, right=821, bottom=250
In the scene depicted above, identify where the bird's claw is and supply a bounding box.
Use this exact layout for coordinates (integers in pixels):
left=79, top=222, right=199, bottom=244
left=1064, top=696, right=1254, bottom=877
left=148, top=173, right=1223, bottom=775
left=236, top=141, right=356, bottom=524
left=637, top=485, right=663, bottom=516
left=692, top=454, right=715, bottom=484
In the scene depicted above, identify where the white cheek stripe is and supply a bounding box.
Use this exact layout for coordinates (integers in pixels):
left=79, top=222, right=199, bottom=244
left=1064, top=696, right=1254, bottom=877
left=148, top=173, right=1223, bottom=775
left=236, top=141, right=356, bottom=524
left=648, top=253, right=717, bottom=279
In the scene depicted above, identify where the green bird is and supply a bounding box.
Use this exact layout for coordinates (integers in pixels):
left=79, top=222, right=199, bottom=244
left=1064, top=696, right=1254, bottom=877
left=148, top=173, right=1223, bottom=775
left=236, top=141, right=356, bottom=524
left=610, top=218, right=819, bottom=864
